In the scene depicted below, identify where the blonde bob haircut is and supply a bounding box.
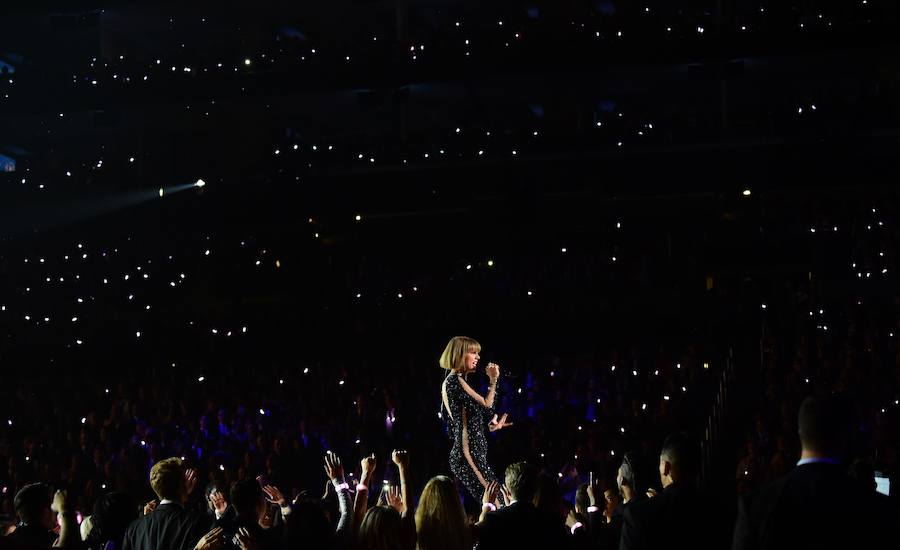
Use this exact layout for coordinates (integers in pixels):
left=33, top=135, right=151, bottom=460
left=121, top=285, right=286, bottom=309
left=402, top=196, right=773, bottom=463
left=439, top=336, right=481, bottom=373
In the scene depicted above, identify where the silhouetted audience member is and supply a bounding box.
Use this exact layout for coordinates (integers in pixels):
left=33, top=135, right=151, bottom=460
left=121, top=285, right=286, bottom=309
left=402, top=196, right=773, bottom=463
left=217, top=479, right=279, bottom=550
left=620, top=432, right=727, bottom=550
left=122, top=458, right=222, bottom=550
left=731, top=395, right=900, bottom=550
left=8, top=483, right=56, bottom=548
left=475, top=462, right=567, bottom=550
left=84, top=492, right=137, bottom=550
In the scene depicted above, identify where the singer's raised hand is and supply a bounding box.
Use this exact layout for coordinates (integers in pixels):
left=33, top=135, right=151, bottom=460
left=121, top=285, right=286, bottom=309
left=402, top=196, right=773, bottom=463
left=488, top=413, right=512, bottom=432
left=486, top=363, right=500, bottom=382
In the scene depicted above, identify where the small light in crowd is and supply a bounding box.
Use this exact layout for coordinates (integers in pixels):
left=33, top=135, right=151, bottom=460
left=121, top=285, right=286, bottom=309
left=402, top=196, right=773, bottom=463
left=527, top=290, right=533, bottom=296
left=101, top=484, right=106, bottom=489
left=578, top=425, right=582, bottom=431
left=81, top=417, right=86, bottom=424
left=303, top=367, right=309, bottom=374
left=259, top=408, right=265, bottom=415
left=676, top=363, right=681, bottom=369
left=136, top=331, right=141, bottom=338
left=140, top=440, right=146, bottom=447
left=487, top=260, right=494, bottom=267
left=279, top=379, right=283, bottom=385
left=663, top=395, right=670, bottom=401
left=339, top=380, right=345, bottom=385
left=198, top=376, right=205, bottom=382
left=632, top=370, right=638, bottom=376
left=196, top=179, right=206, bottom=188
left=219, top=464, right=225, bottom=471
left=561, top=247, right=567, bottom=253
left=682, top=386, right=687, bottom=392
left=159, top=188, right=164, bottom=197
left=466, top=264, right=472, bottom=270
left=105, top=388, right=109, bottom=394
left=355, top=215, right=362, bottom=221
left=641, top=403, right=647, bottom=410
left=355, top=438, right=360, bottom=444
left=558, top=472, right=563, bottom=478
left=703, top=362, right=710, bottom=369
left=761, top=303, right=767, bottom=309
left=741, top=188, right=751, bottom=196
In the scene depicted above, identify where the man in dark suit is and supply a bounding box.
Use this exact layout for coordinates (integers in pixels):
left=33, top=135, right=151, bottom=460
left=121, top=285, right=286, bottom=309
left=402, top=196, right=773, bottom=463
left=123, top=457, right=225, bottom=550
left=732, top=394, right=900, bottom=550
left=619, top=432, right=729, bottom=550
left=476, top=462, right=568, bottom=550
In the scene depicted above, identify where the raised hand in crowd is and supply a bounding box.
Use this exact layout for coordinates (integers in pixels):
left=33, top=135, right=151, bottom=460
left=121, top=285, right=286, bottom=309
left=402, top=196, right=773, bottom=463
left=194, top=526, right=225, bottom=550
left=261, top=485, right=287, bottom=508
left=143, top=500, right=158, bottom=516
left=391, top=450, right=410, bottom=516
left=324, top=451, right=345, bottom=484
left=208, top=490, right=227, bottom=517
left=391, top=449, right=409, bottom=472
left=183, top=468, right=199, bottom=503
left=235, top=527, right=258, bottom=550
left=478, top=480, right=500, bottom=522
left=385, top=486, right=404, bottom=514
left=353, top=453, right=378, bottom=536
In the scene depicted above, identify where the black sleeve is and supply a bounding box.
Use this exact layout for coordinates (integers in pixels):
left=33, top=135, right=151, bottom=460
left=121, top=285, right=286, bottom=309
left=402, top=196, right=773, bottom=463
left=618, top=506, right=640, bottom=550
left=730, top=496, right=755, bottom=550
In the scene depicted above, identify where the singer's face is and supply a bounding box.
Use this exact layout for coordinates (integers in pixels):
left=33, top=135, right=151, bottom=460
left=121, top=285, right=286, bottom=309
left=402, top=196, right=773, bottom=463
left=464, top=348, right=480, bottom=373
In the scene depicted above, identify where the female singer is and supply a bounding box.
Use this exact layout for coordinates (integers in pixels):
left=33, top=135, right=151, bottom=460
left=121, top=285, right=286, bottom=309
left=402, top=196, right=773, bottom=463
left=439, top=336, right=512, bottom=502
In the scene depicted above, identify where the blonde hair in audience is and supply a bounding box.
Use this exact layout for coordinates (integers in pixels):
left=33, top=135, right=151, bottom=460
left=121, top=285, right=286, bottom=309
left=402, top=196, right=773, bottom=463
left=415, top=475, right=470, bottom=550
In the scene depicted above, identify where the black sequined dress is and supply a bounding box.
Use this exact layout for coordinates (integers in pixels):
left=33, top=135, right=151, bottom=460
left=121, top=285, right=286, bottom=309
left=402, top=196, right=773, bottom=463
left=442, top=372, right=500, bottom=502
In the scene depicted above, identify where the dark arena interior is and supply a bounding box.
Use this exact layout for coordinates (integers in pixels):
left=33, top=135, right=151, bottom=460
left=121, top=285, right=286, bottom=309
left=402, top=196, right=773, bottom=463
left=0, top=1, right=898, bottom=549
